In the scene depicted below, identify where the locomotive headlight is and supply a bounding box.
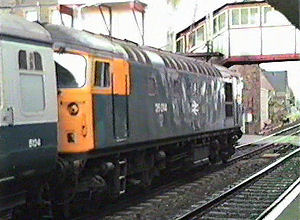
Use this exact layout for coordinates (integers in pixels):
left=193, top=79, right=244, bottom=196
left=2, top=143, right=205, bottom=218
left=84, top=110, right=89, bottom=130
left=67, top=102, right=79, bottom=116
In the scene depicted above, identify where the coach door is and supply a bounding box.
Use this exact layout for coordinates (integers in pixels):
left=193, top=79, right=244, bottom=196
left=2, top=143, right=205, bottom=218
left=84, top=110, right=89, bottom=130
left=112, top=59, right=130, bottom=141
left=1, top=43, right=58, bottom=130
left=1, top=42, right=58, bottom=128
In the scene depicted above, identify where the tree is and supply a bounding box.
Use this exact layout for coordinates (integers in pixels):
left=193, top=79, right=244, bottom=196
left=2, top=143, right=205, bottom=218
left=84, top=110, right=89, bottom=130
left=167, top=0, right=181, bottom=8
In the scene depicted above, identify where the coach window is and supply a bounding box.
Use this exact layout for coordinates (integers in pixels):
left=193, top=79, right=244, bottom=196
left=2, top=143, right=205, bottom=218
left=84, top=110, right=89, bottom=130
left=20, top=74, right=45, bottom=112
left=18, top=50, right=45, bottom=112
left=34, top=52, right=43, bottom=71
left=95, top=61, right=110, bottom=88
left=19, top=50, right=27, bottom=70
left=54, top=53, right=86, bottom=88
left=225, top=83, right=233, bottom=117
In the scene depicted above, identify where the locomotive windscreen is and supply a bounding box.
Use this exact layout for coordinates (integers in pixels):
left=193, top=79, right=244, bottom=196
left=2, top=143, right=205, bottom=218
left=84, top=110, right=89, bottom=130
left=54, top=53, right=86, bottom=88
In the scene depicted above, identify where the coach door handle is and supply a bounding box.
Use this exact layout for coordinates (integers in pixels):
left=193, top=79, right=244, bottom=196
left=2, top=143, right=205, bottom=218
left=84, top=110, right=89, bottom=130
left=3, top=107, right=14, bottom=126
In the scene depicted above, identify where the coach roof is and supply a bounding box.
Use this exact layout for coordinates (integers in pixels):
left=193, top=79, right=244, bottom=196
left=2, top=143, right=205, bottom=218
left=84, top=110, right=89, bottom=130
left=0, top=14, right=52, bottom=43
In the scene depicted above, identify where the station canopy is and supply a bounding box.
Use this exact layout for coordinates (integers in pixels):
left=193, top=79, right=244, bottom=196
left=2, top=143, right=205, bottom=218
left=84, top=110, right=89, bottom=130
left=58, top=0, right=146, bottom=13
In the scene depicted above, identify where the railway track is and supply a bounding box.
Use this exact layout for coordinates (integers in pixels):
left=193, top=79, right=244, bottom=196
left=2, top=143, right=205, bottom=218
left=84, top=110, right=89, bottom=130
left=176, top=148, right=300, bottom=220
left=72, top=124, right=300, bottom=220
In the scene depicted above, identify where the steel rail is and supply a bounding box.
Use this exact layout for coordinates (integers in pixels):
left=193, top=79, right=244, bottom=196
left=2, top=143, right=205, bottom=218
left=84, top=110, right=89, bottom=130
left=175, top=147, right=300, bottom=220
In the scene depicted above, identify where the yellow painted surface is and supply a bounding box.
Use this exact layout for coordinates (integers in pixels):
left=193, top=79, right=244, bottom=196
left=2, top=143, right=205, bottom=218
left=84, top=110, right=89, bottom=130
left=58, top=87, right=94, bottom=153
left=58, top=56, right=130, bottom=153
left=91, top=58, right=130, bottom=95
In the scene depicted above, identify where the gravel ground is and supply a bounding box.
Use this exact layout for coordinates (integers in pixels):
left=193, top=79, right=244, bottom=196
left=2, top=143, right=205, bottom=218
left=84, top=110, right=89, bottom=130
left=95, top=145, right=299, bottom=220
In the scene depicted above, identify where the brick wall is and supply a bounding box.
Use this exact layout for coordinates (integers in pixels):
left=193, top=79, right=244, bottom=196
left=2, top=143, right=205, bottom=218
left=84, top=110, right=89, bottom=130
left=231, top=65, right=262, bottom=134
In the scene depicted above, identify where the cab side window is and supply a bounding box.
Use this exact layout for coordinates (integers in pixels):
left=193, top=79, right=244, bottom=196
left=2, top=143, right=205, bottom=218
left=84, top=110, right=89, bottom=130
left=95, top=61, right=110, bottom=88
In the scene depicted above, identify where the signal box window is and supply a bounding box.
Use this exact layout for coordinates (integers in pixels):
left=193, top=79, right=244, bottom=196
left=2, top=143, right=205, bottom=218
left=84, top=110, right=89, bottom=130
left=231, top=7, right=259, bottom=26
left=241, top=8, right=249, bottom=25
left=263, top=6, right=272, bottom=24
left=188, top=32, right=196, bottom=49
left=232, top=9, right=239, bottom=25
left=196, top=25, right=205, bottom=44
left=95, top=61, right=110, bottom=88
left=176, top=38, right=185, bottom=53
left=219, top=12, right=226, bottom=30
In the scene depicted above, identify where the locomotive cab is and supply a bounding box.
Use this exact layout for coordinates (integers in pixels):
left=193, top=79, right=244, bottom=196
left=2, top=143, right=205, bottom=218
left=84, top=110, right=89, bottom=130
left=54, top=49, right=130, bottom=153
left=54, top=51, right=95, bottom=153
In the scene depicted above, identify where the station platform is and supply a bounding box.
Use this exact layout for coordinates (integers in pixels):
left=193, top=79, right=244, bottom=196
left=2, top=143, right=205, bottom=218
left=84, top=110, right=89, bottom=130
left=238, top=134, right=265, bottom=145
left=238, top=134, right=300, bottom=147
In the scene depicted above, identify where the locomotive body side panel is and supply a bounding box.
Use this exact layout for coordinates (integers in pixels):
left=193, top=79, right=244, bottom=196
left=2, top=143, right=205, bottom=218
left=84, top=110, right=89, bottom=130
left=92, top=61, right=240, bottom=150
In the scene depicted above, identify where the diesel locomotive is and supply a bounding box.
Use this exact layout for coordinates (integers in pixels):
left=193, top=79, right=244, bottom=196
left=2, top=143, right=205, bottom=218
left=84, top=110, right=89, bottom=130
left=0, top=14, right=243, bottom=216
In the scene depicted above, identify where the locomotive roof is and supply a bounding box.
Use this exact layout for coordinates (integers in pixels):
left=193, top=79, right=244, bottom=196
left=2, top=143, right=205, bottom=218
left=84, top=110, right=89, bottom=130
left=44, top=24, right=222, bottom=77
left=0, top=14, right=52, bottom=44
left=44, top=24, right=125, bottom=58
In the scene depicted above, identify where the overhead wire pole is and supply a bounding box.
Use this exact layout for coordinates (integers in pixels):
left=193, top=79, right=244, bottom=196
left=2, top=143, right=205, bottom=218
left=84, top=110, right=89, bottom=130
left=187, top=0, right=198, bottom=53
left=98, top=4, right=112, bottom=37
left=132, top=8, right=145, bottom=45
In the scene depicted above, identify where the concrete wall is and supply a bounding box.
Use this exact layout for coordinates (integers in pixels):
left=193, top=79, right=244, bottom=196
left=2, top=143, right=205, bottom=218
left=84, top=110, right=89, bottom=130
left=0, top=0, right=58, bottom=23
left=260, top=88, right=269, bottom=129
